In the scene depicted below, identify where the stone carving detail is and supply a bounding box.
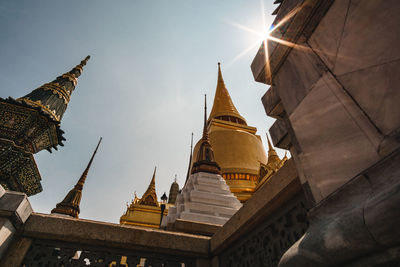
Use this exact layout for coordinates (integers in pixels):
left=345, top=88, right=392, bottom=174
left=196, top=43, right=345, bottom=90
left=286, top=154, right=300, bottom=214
left=219, top=193, right=308, bottom=267
left=22, top=239, right=194, bottom=267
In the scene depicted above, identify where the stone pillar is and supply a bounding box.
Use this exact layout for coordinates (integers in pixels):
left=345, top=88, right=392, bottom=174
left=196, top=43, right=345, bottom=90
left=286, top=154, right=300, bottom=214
left=251, top=0, right=400, bottom=265
left=0, top=185, right=33, bottom=264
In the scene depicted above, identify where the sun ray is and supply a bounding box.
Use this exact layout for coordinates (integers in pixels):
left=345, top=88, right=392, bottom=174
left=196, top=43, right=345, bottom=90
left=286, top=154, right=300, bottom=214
left=225, top=0, right=305, bottom=82
left=227, top=39, right=265, bottom=66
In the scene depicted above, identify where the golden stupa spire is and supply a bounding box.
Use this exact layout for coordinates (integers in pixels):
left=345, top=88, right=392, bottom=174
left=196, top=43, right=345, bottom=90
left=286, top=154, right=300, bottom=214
left=51, top=137, right=102, bottom=218
left=266, top=134, right=281, bottom=167
left=208, top=62, right=246, bottom=124
left=138, top=166, right=158, bottom=206
left=191, top=95, right=221, bottom=175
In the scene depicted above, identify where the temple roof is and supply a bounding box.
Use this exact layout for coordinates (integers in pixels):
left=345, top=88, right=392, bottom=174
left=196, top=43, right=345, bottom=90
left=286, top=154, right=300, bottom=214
left=208, top=63, right=246, bottom=125
left=51, top=137, right=102, bottom=218
left=17, top=56, right=90, bottom=123
left=138, top=167, right=159, bottom=206
left=191, top=95, right=221, bottom=175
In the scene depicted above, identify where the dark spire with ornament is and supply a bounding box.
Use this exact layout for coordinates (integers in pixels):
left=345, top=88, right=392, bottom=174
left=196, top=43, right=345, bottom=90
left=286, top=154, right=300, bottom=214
left=18, top=55, right=90, bottom=123
left=51, top=137, right=102, bottom=218
left=191, top=94, right=221, bottom=175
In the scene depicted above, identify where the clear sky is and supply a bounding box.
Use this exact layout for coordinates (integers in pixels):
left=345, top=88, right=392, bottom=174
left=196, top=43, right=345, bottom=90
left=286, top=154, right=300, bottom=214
left=0, top=0, right=282, bottom=223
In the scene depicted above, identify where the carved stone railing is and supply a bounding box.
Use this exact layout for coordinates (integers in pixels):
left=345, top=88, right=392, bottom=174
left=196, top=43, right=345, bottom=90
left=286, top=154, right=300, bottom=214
left=0, top=202, right=210, bottom=267
left=210, top=159, right=309, bottom=267
left=0, top=159, right=307, bottom=267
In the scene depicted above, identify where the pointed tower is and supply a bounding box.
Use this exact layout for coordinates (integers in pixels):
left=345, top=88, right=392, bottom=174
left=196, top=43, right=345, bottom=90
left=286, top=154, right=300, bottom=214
left=266, top=135, right=281, bottom=168
left=208, top=63, right=246, bottom=125
left=120, top=166, right=169, bottom=228
left=192, top=63, right=268, bottom=202
left=51, top=137, right=102, bottom=218
left=162, top=96, right=242, bottom=230
left=17, top=56, right=90, bottom=123
left=256, top=134, right=288, bottom=191
left=191, top=95, right=221, bottom=175
left=0, top=56, right=91, bottom=195
left=138, top=167, right=158, bottom=206
left=168, top=175, right=179, bottom=204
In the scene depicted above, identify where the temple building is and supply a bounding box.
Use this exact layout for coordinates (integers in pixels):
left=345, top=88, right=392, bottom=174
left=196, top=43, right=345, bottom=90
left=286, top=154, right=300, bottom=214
left=0, top=56, right=90, bottom=196
left=120, top=167, right=178, bottom=228
left=162, top=96, right=242, bottom=232
left=51, top=138, right=102, bottom=218
left=192, top=63, right=268, bottom=202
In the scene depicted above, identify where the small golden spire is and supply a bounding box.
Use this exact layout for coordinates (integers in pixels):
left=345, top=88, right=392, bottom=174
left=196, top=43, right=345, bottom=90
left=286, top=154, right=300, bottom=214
left=51, top=137, right=102, bottom=218
left=266, top=134, right=281, bottom=167
left=209, top=62, right=246, bottom=124
left=138, top=167, right=158, bottom=206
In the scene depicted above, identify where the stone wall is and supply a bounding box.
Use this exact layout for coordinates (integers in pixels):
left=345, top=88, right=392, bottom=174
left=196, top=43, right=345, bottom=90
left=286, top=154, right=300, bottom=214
left=251, top=0, right=400, bottom=266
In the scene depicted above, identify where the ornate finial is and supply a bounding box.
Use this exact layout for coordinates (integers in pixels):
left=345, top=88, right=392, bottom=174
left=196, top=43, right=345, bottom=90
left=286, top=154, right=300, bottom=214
left=17, top=55, right=91, bottom=123
left=266, top=133, right=280, bottom=167
left=51, top=137, right=102, bottom=218
left=208, top=62, right=246, bottom=125
left=191, top=132, right=194, bottom=150
left=138, top=166, right=158, bottom=206
left=202, top=94, right=209, bottom=140
left=76, top=137, right=102, bottom=189
left=217, top=63, right=224, bottom=84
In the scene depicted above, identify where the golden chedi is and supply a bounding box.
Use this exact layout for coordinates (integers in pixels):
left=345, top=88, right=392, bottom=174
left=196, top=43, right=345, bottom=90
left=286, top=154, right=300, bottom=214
left=192, top=63, right=268, bottom=202
left=120, top=167, right=168, bottom=228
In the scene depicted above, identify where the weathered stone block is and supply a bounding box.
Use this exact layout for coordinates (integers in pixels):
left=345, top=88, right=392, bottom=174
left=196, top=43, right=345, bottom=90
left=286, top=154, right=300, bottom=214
left=289, top=72, right=380, bottom=202
left=0, top=191, right=33, bottom=226
left=338, top=59, right=400, bottom=138
left=0, top=218, right=15, bottom=258
left=334, top=0, right=400, bottom=75
left=274, top=42, right=326, bottom=115
left=262, top=86, right=284, bottom=118
left=269, top=119, right=290, bottom=149
left=308, top=0, right=350, bottom=69
left=0, top=186, right=5, bottom=198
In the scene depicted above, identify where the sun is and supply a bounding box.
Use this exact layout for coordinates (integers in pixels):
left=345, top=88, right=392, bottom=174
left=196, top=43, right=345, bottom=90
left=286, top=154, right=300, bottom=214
left=225, top=0, right=303, bottom=72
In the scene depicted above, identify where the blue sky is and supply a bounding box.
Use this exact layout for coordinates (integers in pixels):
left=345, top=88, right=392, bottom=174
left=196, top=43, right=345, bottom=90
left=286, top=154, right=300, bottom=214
left=0, top=0, right=281, bottom=223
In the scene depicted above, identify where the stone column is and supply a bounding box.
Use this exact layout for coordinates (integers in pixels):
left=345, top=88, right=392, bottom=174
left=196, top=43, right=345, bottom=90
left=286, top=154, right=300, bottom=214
left=0, top=185, right=33, bottom=265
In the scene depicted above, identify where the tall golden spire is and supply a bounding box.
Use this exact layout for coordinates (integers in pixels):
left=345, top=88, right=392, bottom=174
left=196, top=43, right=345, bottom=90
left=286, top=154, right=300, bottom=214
left=208, top=63, right=246, bottom=124
left=51, top=137, right=102, bottom=218
left=138, top=167, right=158, bottom=206
left=191, top=95, right=221, bottom=175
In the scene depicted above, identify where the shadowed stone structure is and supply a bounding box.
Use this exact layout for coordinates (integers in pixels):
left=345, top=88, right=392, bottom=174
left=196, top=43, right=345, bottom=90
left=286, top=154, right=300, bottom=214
left=251, top=0, right=400, bottom=266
